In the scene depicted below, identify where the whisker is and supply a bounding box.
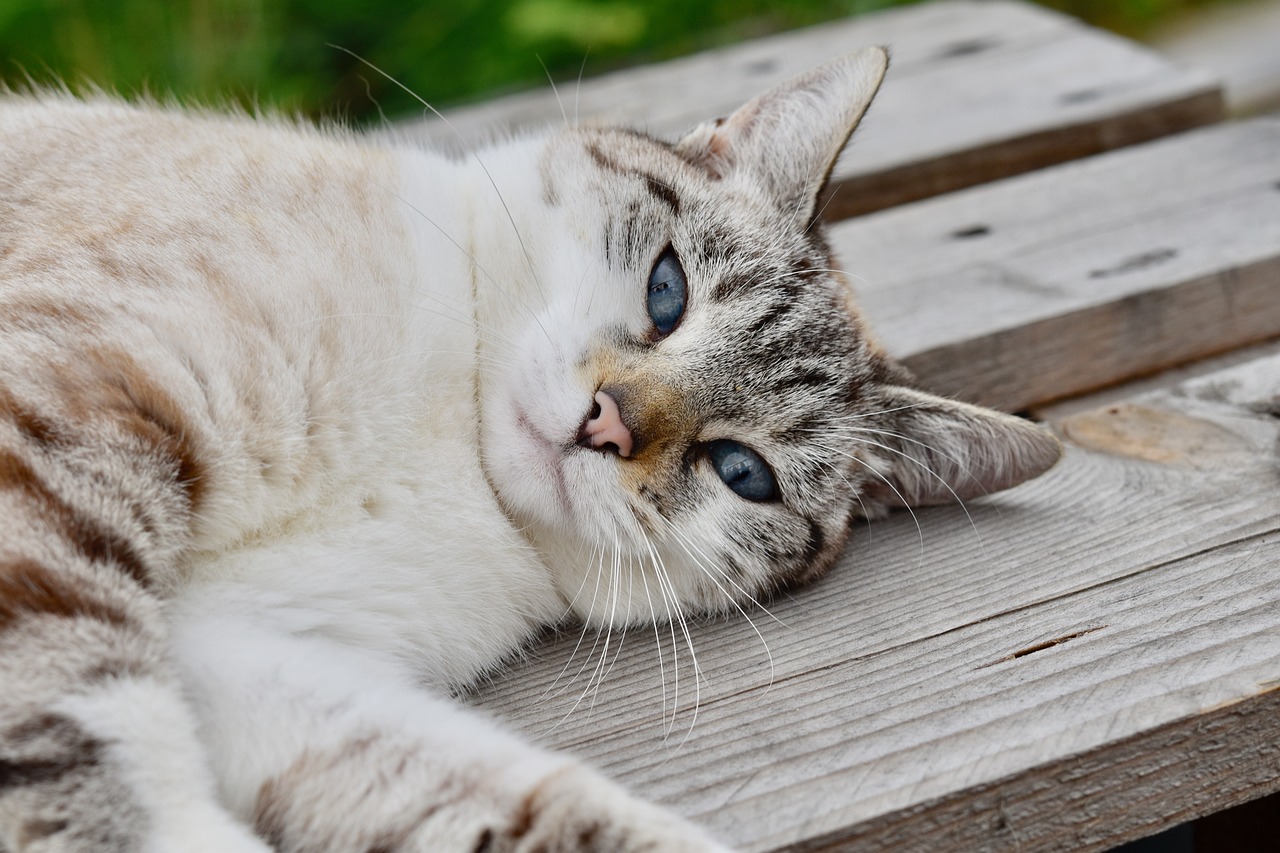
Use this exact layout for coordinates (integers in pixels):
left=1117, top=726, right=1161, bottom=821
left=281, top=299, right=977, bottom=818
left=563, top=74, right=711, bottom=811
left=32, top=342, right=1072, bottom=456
left=548, top=542, right=613, bottom=727
left=586, top=538, right=624, bottom=710
left=574, top=49, right=590, bottom=127
left=818, top=403, right=929, bottom=422
left=812, top=441, right=928, bottom=571
left=636, top=560, right=670, bottom=732
left=660, top=517, right=787, bottom=630
left=541, top=540, right=603, bottom=702
left=329, top=45, right=552, bottom=305
left=661, top=522, right=778, bottom=693
left=843, top=429, right=988, bottom=561
left=645, top=538, right=703, bottom=747
left=805, top=183, right=843, bottom=234
left=387, top=188, right=555, bottom=349
left=538, top=54, right=569, bottom=130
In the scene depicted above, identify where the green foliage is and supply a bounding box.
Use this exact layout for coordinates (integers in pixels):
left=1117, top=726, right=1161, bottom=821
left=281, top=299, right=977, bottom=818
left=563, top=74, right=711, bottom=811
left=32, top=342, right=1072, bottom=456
left=0, top=0, right=1236, bottom=124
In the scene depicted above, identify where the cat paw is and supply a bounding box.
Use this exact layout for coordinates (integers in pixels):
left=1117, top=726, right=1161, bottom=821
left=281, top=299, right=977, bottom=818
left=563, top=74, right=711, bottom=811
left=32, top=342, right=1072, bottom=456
left=491, top=765, right=735, bottom=853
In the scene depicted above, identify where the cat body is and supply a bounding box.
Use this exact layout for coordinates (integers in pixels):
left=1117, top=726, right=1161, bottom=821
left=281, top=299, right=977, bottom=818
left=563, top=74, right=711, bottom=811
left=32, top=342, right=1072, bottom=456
left=0, top=50, right=1059, bottom=851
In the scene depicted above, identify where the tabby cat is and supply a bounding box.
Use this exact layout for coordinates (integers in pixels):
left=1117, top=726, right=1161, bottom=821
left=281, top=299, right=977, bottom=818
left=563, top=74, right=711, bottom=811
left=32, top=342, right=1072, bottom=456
left=0, top=48, right=1060, bottom=851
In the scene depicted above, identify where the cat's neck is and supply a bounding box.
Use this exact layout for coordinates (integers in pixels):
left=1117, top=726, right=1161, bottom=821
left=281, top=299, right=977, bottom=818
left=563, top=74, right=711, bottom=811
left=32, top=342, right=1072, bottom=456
left=174, top=138, right=572, bottom=687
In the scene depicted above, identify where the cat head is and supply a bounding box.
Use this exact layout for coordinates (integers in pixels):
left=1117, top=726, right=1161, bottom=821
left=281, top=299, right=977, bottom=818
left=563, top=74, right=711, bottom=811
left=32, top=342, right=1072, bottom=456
left=475, top=49, right=1060, bottom=627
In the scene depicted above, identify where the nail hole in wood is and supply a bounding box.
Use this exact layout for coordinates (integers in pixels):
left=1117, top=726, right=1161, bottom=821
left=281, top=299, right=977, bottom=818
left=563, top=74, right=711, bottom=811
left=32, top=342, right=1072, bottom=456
left=952, top=224, right=991, bottom=239
left=1061, top=88, right=1103, bottom=105
left=934, top=37, right=999, bottom=59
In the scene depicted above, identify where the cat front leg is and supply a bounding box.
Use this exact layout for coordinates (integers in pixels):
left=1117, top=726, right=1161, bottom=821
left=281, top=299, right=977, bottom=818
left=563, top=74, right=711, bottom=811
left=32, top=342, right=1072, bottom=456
left=0, top=433, right=270, bottom=853
left=173, top=609, right=732, bottom=853
left=0, top=628, right=271, bottom=853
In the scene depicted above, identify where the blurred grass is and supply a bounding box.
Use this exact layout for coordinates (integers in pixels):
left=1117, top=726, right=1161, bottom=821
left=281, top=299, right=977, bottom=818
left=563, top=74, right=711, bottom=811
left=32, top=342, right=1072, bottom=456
left=0, top=0, right=1244, bottom=124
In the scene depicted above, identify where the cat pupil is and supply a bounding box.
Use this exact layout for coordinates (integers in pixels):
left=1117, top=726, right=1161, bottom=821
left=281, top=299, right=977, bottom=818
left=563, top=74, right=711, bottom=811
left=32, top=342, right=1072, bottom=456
left=706, top=440, right=778, bottom=502
left=646, top=248, right=687, bottom=335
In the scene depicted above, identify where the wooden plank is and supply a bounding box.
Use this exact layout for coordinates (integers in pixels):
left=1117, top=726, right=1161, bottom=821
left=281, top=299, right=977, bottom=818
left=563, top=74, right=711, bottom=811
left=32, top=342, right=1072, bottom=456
left=471, top=344, right=1280, bottom=850
left=398, top=0, right=1222, bottom=220
left=832, top=115, right=1280, bottom=412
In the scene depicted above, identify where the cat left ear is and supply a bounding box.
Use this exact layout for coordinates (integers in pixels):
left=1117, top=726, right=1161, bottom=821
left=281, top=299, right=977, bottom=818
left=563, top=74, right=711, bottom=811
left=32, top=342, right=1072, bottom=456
left=675, top=48, right=888, bottom=224
left=861, top=385, right=1063, bottom=512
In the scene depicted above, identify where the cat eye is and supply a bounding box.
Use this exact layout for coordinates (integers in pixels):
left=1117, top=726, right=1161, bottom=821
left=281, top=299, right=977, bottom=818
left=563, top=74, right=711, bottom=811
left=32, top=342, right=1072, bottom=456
left=706, top=440, right=778, bottom=502
left=647, top=248, right=687, bottom=336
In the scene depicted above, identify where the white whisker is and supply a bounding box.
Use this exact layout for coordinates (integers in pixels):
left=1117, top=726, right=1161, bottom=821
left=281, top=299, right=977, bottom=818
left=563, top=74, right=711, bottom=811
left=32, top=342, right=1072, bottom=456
left=538, top=54, right=569, bottom=130
left=812, top=440, right=928, bottom=570
left=329, top=44, right=552, bottom=307
left=661, top=521, right=778, bottom=693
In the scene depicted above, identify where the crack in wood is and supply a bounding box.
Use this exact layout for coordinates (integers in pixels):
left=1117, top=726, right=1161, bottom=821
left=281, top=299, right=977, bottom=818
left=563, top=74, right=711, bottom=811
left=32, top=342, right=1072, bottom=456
left=975, top=625, right=1108, bottom=670
left=1089, top=247, right=1179, bottom=279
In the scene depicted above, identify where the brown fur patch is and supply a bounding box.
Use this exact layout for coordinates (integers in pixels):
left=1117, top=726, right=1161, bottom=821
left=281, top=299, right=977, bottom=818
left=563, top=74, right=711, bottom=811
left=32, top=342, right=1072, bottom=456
left=5, top=345, right=206, bottom=510
left=16, top=818, right=70, bottom=846
left=251, top=774, right=293, bottom=851
left=0, top=713, right=105, bottom=795
left=254, top=738, right=459, bottom=853
left=0, top=558, right=129, bottom=634
left=0, top=446, right=152, bottom=589
left=0, top=296, right=96, bottom=333
left=81, top=656, right=151, bottom=684
left=509, top=765, right=576, bottom=843
left=79, top=348, right=208, bottom=511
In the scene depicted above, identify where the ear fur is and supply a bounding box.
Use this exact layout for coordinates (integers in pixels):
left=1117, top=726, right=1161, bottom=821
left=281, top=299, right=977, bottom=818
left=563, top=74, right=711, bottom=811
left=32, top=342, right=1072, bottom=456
left=675, top=48, right=888, bottom=224
left=861, top=385, right=1063, bottom=511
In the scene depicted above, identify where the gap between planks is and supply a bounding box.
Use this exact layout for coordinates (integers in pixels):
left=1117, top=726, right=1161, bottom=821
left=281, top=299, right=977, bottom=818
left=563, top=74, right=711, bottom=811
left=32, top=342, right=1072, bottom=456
left=833, top=116, right=1280, bottom=411
left=397, top=0, right=1221, bottom=222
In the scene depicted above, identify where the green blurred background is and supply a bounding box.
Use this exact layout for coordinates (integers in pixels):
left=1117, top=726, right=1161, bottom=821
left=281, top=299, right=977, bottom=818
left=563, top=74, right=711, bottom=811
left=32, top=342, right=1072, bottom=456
left=0, top=0, right=1242, bottom=124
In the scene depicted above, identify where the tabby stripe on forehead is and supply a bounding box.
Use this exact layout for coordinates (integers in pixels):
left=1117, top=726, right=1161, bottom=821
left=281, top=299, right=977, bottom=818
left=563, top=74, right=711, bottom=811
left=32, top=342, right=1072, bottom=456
left=0, top=447, right=151, bottom=588
left=585, top=142, right=681, bottom=215
left=642, top=175, right=680, bottom=215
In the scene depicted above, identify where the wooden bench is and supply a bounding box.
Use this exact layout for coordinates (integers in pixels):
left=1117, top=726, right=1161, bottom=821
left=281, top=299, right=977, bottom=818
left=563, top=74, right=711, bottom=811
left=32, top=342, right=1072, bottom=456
left=411, top=2, right=1280, bottom=849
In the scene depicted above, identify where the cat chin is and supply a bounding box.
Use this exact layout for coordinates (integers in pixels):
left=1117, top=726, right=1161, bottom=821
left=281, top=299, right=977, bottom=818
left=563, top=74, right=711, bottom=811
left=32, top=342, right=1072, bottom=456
left=484, top=403, right=617, bottom=546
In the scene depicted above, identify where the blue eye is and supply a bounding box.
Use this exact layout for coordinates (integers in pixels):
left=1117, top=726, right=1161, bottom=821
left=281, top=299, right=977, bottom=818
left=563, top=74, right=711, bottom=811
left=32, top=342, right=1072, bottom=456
left=706, top=440, right=778, bottom=502
left=647, top=249, right=687, bottom=335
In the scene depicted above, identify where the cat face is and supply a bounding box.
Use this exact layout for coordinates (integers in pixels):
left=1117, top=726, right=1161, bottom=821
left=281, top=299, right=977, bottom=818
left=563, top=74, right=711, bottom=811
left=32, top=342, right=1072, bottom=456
left=477, top=50, right=1060, bottom=627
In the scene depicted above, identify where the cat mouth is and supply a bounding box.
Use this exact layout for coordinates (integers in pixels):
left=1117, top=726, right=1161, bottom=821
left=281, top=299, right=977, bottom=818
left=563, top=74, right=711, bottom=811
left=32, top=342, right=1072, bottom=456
left=513, top=407, right=574, bottom=519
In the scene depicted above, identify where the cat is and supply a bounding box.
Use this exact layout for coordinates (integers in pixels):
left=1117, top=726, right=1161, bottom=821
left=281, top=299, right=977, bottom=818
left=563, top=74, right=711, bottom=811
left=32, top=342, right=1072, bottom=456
left=0, top=47, right=1061, bottom=852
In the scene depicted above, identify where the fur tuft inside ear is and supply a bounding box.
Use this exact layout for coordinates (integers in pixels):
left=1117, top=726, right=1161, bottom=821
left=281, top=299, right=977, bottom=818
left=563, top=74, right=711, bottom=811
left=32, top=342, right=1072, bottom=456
left=675, top=48, right=888, bottom=225
left=860, top=385, right=1062, bottom=512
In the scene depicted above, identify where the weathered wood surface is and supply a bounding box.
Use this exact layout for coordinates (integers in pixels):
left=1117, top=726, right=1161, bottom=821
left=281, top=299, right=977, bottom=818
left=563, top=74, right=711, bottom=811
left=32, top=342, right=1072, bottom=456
left=401, top=0, right=1222, bottom=220
left=460, top=46, right=1280, bottom=849
left=833, top=115, right=1280, bottom=412
left=473, top=349, right=1280, bottom=852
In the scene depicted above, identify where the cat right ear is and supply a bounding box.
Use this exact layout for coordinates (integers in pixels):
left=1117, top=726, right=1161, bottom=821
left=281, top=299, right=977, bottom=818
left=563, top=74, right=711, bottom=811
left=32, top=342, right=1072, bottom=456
left=675, top=48, right=888, bottom=225
left=859, top=385, right=1063, bottom=513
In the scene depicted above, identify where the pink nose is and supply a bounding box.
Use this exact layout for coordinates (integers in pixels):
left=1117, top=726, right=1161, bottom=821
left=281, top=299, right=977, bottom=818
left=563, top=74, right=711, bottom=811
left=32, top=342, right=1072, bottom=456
left=578, top=390, right=634, bottom=458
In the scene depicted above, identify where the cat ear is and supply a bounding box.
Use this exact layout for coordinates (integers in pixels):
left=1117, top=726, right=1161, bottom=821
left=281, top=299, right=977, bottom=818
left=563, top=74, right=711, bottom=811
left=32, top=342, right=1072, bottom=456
left=675, top=48, right=888, bottom=224
left=861, top=385, right=1062, bottom=511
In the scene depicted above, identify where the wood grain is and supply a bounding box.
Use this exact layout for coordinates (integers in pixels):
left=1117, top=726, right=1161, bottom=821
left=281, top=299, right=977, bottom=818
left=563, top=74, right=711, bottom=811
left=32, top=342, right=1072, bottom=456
left=396, top=0, right=1222, bottom=220
left=833, top=116, right=1280, bottom=412
left=471, top=352, right=1280, bottom=851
